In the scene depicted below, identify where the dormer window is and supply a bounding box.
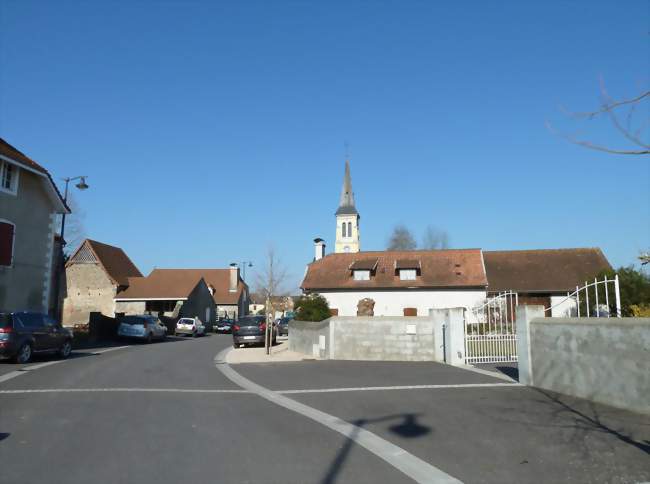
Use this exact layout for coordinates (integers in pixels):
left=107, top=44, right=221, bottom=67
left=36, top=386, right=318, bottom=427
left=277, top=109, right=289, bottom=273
left=353, top=270, right=370, bottom=281
left=349, top=258, right=378, bottom=281
left=395, top=259, right=421, bottom=280
left=0, top=161, right=18, bottom=195
left=399, top=269, right=416, bottom=281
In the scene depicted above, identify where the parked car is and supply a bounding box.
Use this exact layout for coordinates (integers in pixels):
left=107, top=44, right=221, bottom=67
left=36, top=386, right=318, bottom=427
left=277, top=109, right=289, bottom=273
left=118, top=315, right=167, bottom=343
left=277, top=317, right=292, bottom=336
left=214, top=318, right=235, bottom=333
left=0, top=312, right=73, bottom=363
left=175, top=317, right=206, bottom=337
left=232, top=316, right=276, bottom=348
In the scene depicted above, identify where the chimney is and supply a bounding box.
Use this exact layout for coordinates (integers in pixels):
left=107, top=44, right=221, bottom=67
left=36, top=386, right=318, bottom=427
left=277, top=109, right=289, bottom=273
left=229, top=263, right=238, bottom=292
left=314, top=238, right=326, bottom=261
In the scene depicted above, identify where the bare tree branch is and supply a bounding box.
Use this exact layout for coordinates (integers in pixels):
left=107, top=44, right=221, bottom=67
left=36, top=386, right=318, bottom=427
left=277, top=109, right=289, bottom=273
left=421, top=225, right=450, bottom=250
left=546, top=121, right=650, bottom=155
left=387, top=225, right=417, bottom=250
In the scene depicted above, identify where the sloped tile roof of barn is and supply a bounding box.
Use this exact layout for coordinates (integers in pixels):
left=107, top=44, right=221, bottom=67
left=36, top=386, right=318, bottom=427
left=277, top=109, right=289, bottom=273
left=483, top=248, right=612, bottom=293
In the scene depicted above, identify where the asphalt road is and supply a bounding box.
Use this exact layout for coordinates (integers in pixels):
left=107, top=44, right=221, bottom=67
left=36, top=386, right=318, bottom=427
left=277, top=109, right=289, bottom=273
left=1, top=334, right=648, bottom=484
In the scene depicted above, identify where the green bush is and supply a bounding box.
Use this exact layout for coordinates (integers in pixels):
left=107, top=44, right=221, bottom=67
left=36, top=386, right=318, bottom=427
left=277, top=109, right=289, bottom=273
left=294, top=294, right=331, bottom=322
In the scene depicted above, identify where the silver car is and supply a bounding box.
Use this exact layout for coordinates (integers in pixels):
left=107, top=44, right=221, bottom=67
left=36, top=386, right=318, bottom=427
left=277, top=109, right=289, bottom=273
left=117, top=315, right=167, bottom=343
left=174, top=317, right=206, bottom=337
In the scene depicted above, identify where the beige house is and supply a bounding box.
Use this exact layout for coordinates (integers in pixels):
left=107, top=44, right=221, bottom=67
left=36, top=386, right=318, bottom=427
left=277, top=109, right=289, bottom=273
left=62, top=239, right=142, bottom=325
left=0, top=138, right=69, bottom=314
left=115, top=265, right=249, bottom=321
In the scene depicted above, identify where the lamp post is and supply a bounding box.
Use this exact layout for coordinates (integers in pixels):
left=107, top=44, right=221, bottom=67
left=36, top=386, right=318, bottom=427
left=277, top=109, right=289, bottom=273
left=240, top=260, right=253, bottom=281
left=60, top=176, right=89, bottom=246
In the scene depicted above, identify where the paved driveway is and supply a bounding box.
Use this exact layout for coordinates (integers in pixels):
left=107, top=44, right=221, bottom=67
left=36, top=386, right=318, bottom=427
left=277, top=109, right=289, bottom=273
left=1, top=334, right=648, bottom=484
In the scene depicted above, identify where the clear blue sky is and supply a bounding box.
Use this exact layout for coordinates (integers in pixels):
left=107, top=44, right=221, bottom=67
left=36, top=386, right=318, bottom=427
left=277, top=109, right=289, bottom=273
left=1, top=1, right=648, bottom=292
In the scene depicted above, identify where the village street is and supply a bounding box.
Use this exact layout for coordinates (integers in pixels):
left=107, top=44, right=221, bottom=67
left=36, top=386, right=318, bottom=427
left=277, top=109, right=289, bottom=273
left=0, top=335, right=648, bottom=484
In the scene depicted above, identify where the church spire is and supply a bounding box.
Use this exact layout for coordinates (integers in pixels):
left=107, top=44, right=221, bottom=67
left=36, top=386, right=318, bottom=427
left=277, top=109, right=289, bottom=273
left=336, top=159, right=358, bottom=215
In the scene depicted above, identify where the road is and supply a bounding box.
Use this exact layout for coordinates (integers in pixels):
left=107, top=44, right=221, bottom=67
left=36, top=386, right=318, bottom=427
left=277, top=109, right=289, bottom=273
left=0, top=334, right=648, bottom=484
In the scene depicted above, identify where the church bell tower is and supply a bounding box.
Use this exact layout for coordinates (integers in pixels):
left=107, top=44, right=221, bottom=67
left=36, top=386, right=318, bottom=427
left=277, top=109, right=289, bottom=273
left=335, top=160, right=360, bottom=253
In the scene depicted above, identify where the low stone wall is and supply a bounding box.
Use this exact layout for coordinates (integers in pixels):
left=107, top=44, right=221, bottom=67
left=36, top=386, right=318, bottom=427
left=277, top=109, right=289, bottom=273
left=289, top=316, right=437, bottom=362
left=288, top=320, right=330, bottom=358
left=519, top=308, right=650, bottom=415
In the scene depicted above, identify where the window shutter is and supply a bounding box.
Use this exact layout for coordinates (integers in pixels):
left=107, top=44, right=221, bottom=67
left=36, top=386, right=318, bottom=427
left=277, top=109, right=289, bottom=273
left=0, top=222, right=14, bottom=266
left=403, top=307, right=417, bottom=317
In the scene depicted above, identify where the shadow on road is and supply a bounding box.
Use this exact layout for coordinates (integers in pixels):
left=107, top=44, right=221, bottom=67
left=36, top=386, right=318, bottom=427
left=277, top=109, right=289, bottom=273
left=320, top=413, right=431, bottom=484
left=0, top=433, right=10, bottom=442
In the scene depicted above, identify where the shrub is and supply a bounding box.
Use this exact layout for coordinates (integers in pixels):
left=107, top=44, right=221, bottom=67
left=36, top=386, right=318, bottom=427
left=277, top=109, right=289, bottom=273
left=294, top=294, right=331, bottom=322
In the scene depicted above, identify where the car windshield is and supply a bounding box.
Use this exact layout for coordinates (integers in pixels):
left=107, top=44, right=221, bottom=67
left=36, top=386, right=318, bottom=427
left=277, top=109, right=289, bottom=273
left=178, top=319, right=194, bottom=325
left=122, top=317, right=146, bottom=325
left=0, top=313, right=11, bottom=328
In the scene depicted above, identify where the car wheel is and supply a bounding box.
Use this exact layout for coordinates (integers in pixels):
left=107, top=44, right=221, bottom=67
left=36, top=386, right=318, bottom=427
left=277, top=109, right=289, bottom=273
left=59, top=340, right=72, bottom=359
left=15, top=343, right=32, bottom=364
left=232, top=342, right=239, bottom=349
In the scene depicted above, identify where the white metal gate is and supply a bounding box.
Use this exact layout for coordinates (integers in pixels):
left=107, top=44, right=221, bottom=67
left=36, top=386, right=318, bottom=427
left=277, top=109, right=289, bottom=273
left=465, top=291, right=518, bottom=364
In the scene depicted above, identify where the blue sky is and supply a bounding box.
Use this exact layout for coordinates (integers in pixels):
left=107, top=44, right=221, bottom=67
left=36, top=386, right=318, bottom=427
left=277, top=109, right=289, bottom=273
left=1, top=1, right=648, bottom=292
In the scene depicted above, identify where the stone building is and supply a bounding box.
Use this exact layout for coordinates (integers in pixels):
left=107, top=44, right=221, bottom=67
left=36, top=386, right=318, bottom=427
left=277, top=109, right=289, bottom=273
left=0, top=138, right=69, bottom=314
left=62, top=239, right=142, bottom=325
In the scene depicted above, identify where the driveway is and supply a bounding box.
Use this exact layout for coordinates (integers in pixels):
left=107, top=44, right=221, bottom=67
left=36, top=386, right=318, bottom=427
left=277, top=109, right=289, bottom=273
left=0, top=334, right=648, bottom=484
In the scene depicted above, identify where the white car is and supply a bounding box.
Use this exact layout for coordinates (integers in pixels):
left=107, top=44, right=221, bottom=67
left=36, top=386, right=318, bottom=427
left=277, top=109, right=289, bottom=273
left=174, top=317, right=206, bottom=337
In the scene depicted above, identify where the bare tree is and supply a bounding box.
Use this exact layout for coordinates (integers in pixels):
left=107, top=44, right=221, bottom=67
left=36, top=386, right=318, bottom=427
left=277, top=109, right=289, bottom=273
left=387, top=224, right=417, bottom=250
left=421, top=225, right=450, bottom=250
left=548, top=77, right=649, bottom=155
left=254, top=245, right=288, bottom=354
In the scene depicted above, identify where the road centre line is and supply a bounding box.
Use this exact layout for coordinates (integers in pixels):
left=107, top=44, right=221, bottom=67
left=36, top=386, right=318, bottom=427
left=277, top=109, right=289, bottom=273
left=214, top=348, right=463, bottom=484
left=277, top=382, right=521, bottom=394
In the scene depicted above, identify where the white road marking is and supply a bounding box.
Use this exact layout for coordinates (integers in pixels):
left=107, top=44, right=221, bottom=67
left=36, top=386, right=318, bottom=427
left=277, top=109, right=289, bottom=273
left=277, top=382, right=521, bottom=394
left=0, top=346, right=130, bottom=385
left=0, top=388, right=249, bottom=394
left=214, top=347, right=464, bottom=484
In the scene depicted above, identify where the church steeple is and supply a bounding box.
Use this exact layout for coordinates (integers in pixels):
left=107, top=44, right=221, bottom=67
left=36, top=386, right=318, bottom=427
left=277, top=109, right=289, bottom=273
left=336, top=159, right=358, bottom=215
left=335, top=159, right=360, bottom=253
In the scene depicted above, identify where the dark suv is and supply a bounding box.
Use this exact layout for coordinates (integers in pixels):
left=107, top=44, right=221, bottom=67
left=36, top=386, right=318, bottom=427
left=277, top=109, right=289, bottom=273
left=0, top=312, right=73, bottom=363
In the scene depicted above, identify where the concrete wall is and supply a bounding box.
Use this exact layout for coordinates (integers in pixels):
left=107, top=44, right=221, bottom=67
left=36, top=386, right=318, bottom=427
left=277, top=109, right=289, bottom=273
left=318, top=289, right=486, bottom=317
left=288, top=319, right=331, bottom=358
left=62, top=263, right=117, bottom=325
left=519, top=309, right=650, bottom=415
left=289, top=316, right=439, bottom=362
left=0, top=168, right=57, bottom=313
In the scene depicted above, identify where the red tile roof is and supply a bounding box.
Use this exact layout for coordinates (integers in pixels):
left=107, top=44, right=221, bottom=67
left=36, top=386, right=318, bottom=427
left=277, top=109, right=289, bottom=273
left=301, top=249, right=487, bottom=290
left=117, top=268, right=247, bottom=305
left=483, top=248, right=612, bottom=293
left=84, top=239, right=142, bottom=286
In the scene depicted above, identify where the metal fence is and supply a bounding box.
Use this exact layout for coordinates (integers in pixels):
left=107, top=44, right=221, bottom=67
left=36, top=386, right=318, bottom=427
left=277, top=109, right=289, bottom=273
left=465, top=291, right=518, bottom=364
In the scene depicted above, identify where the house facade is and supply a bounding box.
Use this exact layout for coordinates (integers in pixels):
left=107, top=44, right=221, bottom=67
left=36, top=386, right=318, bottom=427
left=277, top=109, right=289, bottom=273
left=0, top=138, right=69, bottom=314
left=302, top=246, right=488, bottom=317
left=62, top=239, right=142, bottom=325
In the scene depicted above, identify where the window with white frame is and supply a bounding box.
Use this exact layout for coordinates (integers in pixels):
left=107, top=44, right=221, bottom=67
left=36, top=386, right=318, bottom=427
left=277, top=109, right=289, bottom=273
left=353, top=270, right=370, bottom=281
left=0, top=161, right=18, bottom=194
left=399, top=269, right=417, bottom=280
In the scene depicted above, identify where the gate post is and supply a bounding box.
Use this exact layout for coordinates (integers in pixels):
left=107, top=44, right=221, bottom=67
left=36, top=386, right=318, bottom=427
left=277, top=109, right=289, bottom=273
left=444, top=307, right=465, bottom=366
left=429, top=308, right=447, bottom=362
left=516, top=305, right=544, bottom=386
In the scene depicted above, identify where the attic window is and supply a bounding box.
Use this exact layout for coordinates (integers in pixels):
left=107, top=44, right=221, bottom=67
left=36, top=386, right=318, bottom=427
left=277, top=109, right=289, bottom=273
left=0, top=161, right=18, bottom=195
left=353, top=270, right=370, bottom=281
left=399, top=269, right=417, bottom=281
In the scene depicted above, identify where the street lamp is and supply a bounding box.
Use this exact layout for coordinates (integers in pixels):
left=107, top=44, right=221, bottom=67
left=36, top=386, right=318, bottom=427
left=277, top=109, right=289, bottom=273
left=240, top=260, right=253, bottom=281
left=60, top=176, right=89, bottom=246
